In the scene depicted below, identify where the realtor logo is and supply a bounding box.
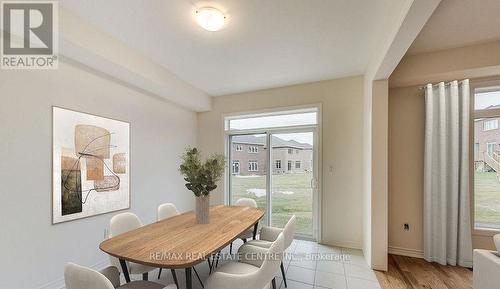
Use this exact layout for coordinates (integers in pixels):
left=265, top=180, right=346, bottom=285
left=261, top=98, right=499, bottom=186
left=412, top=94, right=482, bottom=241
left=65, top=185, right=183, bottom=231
left=1, top=1, right=58, bottom=69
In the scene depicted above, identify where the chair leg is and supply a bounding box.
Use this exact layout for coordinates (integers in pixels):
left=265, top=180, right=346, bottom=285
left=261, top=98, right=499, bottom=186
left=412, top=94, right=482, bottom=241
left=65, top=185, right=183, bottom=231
left=242, top=238, right=247, bottom=243
left=193, top=267, right=204, bottom=288
left=142, top=272, right=148, bottom=281
left=215, top=251, right=221, bottom=268
left=272, top=278, right=277, bottom=289
left=208, top=258, right=213, bottom=274
left=229, top=242, right=233, bottom=254
left=280, top=261, right=287, bottom=288
left=171, top=269, right=179, bottom=289
left=157, top=268, right=162, bottom=279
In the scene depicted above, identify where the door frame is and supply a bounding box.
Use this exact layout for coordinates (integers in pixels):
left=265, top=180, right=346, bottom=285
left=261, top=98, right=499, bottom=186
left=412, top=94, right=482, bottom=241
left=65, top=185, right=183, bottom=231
left=223, top=104, right=322, bottom=241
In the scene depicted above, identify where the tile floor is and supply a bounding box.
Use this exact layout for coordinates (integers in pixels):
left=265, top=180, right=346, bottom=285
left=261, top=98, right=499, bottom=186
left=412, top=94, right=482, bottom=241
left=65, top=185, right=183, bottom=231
left=130, top=239, right=381, bottom=289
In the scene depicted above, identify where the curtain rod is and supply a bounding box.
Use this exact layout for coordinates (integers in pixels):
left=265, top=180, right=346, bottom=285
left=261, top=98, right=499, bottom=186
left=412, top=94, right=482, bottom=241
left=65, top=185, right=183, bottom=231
left=417, top=75, right=500, bottom=91
left=418, top=80, right=469, bottom=90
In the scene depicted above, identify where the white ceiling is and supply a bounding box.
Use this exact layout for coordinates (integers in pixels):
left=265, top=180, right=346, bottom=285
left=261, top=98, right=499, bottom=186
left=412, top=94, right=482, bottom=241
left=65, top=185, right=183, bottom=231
left=408, top=0, right=500, bottom=55
left=61, top=0, right=397, bottom=96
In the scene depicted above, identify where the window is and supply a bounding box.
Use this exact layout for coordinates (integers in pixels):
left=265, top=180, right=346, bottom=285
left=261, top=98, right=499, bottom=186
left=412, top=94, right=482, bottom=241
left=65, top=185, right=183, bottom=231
left=248, top=160, right=258, bottom=172
left=232, top=161, right=240, bottom=174
left=248, top=146, right=259, bottom=153
left=287, top=148, right=293, bottom=154
left=295, top=161, right=301, bottom=169
left=487, top=142, right=496, bottom=156
left=225, top=108, right=318, bottom=131
left=235, top=145, right=242, bottom=151
left=225, top=106, right=319, bottom=238
left=483, top=119, right=498, bottom=131
left=473, top=84, right=500, bottom=231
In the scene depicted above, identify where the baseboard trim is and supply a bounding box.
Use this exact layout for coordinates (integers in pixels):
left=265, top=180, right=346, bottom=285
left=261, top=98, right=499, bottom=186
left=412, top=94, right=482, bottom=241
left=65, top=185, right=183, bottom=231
left=36, top=259, right=109, bottom=289
left=388, top=246, right=424, bottom=258
left=321, top=240, right=362, bottom=250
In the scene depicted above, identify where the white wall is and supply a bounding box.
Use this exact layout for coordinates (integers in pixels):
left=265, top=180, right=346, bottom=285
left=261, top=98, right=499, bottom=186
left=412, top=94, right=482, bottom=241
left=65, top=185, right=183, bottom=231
left=198, top=76, right=365, bottom=249
left=0, top=60, right=198, bottom=289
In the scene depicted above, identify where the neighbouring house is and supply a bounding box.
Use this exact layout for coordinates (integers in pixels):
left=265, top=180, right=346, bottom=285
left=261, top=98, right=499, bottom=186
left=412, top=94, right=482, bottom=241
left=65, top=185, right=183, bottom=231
left=474, top=109, right=500, bottom=173
left=230, top=135, right=312, bottom=176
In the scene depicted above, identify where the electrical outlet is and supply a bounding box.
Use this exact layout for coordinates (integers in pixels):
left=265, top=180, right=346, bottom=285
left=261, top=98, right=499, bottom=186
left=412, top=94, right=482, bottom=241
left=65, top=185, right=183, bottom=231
left=404, top=223, right=410, bottom=231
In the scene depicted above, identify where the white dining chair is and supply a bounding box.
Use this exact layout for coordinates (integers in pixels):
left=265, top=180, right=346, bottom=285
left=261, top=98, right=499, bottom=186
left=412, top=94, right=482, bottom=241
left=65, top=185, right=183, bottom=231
left=230, top=198, right=258, bottom=251
left=215, top=198, right=259, bottom=270
left=108, top=212, right=155, bottom=281
left=156, top=203, right=180, bottom=282
left=157, top=203, right=180, bottom=221
left=156, top=203, right=204, bottom=288
left=64, top=262, right=176, bottom=289
left=205, top=233, right=285, bottom=289
left=239, top=215, right=296, bottom=288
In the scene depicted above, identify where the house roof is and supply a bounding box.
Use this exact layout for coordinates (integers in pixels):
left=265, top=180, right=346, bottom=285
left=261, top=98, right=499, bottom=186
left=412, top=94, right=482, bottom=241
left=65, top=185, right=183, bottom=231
left=232, top=135, right=312, bottom=150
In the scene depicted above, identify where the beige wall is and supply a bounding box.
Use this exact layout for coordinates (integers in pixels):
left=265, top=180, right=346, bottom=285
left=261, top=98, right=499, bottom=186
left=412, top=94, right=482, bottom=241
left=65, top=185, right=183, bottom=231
left=390, top=39, right=500, bottom=89
left=388, top=41, right=500, bottom=256
left=0, top=60, right=198, bottom=289
left=198, top=76, right=365, bottom=248
left=371, top=80, right=389, bottom=269
left=388, top=85, right=425, bottom=254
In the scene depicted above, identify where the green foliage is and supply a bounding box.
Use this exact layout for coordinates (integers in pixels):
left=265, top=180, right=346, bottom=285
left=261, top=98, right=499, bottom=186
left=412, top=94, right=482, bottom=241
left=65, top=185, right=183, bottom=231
left=179, top=147, right=225, bottom=197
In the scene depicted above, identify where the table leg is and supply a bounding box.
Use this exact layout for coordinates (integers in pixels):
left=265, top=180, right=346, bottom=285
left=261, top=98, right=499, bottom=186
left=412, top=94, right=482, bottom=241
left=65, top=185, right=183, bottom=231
left=193, top=267, right=204, bottom=288
left=253, top=222, right=259, bottom=240
left=207, top=258, right=213, bottom=274
left=171, top=269, right=179, bottom=289
left=185, top=267, right=192, bottom=289
left=119, top=259, right=131, bottom=283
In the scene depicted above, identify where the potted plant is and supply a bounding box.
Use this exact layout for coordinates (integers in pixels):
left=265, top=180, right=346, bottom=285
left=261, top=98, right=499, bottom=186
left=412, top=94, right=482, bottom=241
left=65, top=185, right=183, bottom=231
left=179, top=147, right=225, bottom=224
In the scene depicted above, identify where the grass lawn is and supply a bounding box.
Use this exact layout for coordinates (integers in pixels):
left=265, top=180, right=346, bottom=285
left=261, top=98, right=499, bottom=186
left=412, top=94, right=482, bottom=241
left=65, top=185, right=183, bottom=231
left=230, top=172, right=313, bottom=236
left=474, top=172, right=500, bottom=228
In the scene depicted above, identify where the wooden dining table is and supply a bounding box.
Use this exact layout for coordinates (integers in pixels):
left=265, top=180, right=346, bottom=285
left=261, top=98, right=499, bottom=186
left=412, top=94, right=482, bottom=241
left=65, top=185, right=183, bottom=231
left=100, top=205, right=265, bottom=289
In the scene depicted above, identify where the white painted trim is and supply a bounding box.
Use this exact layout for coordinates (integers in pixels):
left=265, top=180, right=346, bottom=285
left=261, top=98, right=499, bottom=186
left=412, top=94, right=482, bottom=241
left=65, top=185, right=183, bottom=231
left=36, top=259, right=110, bottom=289
left=222, top=103, right=321, bottom=120
left=388, top=246, right=424, bottom=259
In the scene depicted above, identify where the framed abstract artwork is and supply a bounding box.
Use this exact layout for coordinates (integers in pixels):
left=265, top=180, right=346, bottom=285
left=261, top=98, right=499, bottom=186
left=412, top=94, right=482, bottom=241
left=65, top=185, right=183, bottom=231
left=52, top=107, right=130, bottom=224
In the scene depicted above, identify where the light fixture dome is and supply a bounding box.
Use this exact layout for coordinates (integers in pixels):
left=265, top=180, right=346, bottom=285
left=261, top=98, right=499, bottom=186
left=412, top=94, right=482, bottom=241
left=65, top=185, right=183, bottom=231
left=196, top=7, right=225, bottom=31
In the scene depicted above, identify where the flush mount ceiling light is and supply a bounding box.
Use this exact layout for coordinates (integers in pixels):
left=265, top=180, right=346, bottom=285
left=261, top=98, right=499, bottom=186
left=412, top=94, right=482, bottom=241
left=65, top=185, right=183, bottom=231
left=195, top=7, right=225, bottom=31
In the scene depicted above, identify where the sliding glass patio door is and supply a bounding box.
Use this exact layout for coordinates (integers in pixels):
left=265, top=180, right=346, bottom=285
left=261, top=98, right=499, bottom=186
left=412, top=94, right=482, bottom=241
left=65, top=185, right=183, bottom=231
left=226, top=108, right=320, bottom=240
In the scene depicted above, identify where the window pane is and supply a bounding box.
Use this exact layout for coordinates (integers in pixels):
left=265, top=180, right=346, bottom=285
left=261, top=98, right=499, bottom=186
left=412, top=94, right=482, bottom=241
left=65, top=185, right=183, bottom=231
left=228, top=111, right=317, bottom=130
left=475, top=87, right=500, bottom=110
left=474, top=114, right=500, bottom=230
left=271, top=132, right=314, bottom=236
left=229, top=134, right=268, bottom=225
